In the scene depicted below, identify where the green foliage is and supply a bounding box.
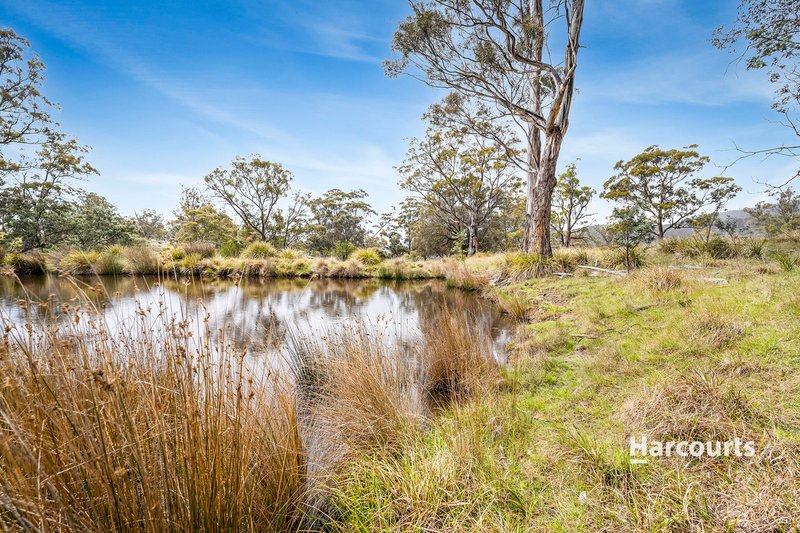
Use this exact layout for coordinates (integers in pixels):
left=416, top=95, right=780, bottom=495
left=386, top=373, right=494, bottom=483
left=745, top=187, right=800, bottom=236
left=242, top=241, right=278, bottom=259
left=130, top=209, right=168, bottom=241
left=67, top=192, right=139, bottom=249
left=218, top=240, right=243, bottom=258
left=399, top=94, right=523, bottom=256
left=713, top=0, right=800, bottom=113
left=602, top=146, right=739, bottom=239
left=306, top=189, right=375, bottom=255
left=331, top=241, right=357, bottom=261
left=204, top=155, right=293, bottom=241
left=606, top=206, right=652, bottom=270
left=552, top=163, right=595, bottom=247
left=173, top=196, right=238, bottom=247
left=350, top=248, right=382, bottom=266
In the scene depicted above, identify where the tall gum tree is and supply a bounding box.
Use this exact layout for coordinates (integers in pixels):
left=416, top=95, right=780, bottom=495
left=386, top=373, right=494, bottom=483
left=386, top=0, right=586, bottom=256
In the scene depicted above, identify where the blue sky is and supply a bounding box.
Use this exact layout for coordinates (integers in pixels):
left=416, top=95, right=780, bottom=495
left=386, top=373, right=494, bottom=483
left=1, top=0, right=796, bottom=222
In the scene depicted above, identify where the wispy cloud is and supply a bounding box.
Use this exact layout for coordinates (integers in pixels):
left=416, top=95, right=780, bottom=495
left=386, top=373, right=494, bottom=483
left=583, top=50, right=774, bottom=107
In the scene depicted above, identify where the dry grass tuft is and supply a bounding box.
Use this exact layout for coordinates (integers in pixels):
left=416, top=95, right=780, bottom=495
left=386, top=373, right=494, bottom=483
left=441, top=259, right=489, bottom=290
left=420, top=308, right=501, bottom=404
left=633, top=266, right=686, bottom=292
left=686, top=309, right=747, bottom=350
left=622, top=369, right=760, bottom=443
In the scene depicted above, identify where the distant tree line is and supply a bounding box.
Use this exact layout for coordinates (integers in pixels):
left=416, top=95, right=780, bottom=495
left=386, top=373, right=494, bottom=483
left=3, top=0, right=800, bottom=263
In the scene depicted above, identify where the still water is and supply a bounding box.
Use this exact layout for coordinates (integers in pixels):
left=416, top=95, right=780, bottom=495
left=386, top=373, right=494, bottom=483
left=0, top=275, right=512, bottom=360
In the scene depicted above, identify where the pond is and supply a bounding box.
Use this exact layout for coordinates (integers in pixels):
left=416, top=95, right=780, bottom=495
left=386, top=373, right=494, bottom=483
left=0, top=275, right=513, bottom=361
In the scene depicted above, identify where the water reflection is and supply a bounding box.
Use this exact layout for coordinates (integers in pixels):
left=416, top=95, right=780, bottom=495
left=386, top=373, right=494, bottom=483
left=1, top=275, right=513, bottom=360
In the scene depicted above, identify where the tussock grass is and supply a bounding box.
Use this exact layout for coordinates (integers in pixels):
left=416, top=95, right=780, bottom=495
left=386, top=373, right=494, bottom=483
left=622, top=369, right=760, bottom=443
left=685, top=309, right=747, bottom=350
left=242, top=241, right=278, bottom=259
left=420, top=308, right=501, bottom=404
left=122, top=244, right=161, bottom=274
left=289, top=327, right=420, bottom=464
left=633, top=266, right=686, bottom=292
left=503, top=251, right=551, bottom=280
left=350, top=248, right=382, bottom=266
left=441, top=258, right=489, bottom=290
left=180, top=240, right=217, bottom=258
left=0, top=306, right=307, bottom=531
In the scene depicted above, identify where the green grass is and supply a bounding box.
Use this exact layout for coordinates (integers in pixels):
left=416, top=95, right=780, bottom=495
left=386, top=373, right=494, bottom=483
left=3, top=250, right=799, bottom=530
left=330, top=262, right=800, bottom=531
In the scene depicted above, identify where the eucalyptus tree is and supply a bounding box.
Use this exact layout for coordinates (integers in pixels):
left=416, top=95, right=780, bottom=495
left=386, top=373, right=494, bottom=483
left=204, top=155, right=293, bottom=242
left=602, top=145, right=740, bottom=240
left=744, top=186, right=800, bottom=235
left=386, top=0, right=586, bottom=256
left=551, top=162, right=594, bottom=247
left=713, top=0, right=799, bottom=186
left=306, top=189, right=375, bottom=255
left=0, top=29, right=54, bottom=159
left=0, top=132, right=97, bottom=250
left=0, top=29, right=98, bottom=250
left=398, top=98, right=522, bottom=255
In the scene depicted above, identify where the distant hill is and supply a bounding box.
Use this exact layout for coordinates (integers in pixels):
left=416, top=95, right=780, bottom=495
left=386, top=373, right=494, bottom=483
left=581, top=208, right=758, bottom=245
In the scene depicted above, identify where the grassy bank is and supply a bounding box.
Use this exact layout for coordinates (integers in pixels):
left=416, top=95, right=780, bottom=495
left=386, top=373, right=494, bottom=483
left=2, top=237, right=800, bottom=531
left=329, top=254, right=800, bottom=531
left=0, top=243, right=445, bottom=280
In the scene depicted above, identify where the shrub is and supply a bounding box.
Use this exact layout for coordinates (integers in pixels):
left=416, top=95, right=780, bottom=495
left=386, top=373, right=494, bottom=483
left=504, top=252, right=550, bottom=280
left=242, top=241, right=278, bottom=259
left=96, top=246, right=125, bottom=275
left=218, top=240, right=243, bottom=258
left=180, top=241, right=216, bottom=259
left=350, top=248, right=382, bottom=266
left=60, top=250, right=102, bottom=275
left=331, top=241, right=357, bottom=261
left=634, top=267, right=685, bottom=292
left=123, top=245, right=161, bottom=274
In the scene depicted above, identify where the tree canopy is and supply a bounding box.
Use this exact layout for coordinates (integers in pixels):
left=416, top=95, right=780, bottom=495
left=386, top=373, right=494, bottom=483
left=603, top=145, right=739, bottom=240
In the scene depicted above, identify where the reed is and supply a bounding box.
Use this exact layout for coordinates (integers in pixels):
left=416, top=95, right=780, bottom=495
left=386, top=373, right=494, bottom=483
left=0, top=303, right=307, bottom=531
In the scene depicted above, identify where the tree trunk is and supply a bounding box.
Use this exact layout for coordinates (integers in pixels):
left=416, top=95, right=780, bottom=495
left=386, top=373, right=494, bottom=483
left=469, top=221, right=479, bottom=255
left=528, top=135, right=562, bottom=256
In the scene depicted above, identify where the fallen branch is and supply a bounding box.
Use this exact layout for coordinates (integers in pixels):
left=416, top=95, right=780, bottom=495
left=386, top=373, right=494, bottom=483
left=576, top=266, right=628, bottom=277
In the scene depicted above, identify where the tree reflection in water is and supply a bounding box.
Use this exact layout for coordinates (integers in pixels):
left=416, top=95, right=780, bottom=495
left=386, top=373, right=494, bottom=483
left=1, top=275, right=512, bottom=364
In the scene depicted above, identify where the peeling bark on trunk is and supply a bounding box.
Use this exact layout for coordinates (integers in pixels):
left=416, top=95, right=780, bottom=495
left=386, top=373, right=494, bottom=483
left=522, top=0, right=585, bottom=258
left=529, top=135, right=562, bottom=257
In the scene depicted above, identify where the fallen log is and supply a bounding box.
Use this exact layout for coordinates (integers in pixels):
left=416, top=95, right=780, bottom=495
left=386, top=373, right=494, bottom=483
left=576, top=265, right=628, bottom=277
